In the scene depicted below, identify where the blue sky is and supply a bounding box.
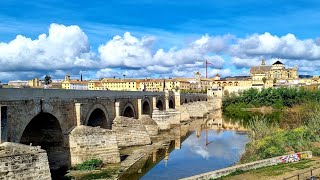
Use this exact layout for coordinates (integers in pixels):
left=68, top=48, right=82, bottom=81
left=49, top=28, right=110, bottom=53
left=1, top=0, right=320, bottom=82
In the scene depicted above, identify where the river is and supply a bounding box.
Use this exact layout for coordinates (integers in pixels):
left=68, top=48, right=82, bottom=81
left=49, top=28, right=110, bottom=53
left=120, top=116, right=249, bottom=180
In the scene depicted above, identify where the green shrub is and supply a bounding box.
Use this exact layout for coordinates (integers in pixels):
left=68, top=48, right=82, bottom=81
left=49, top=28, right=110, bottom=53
left=74, top=159, right=103, bottom=171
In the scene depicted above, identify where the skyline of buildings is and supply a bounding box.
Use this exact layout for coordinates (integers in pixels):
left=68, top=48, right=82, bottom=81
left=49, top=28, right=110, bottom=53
left=3, top=59, right=320, bottom=95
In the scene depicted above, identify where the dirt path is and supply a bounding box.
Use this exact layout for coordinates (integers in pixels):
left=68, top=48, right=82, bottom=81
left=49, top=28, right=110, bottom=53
left=225, top=157, right=320, bottom=180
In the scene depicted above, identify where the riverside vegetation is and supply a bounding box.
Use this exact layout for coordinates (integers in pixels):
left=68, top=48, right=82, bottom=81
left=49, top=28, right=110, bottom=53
left=222, top=87, right=320, bottom=163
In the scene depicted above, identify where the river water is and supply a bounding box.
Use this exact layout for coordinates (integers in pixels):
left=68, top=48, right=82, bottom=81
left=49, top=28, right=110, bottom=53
left=120, top=116, right=249, bottom=180
left=141, top=130, right=249, bottom=180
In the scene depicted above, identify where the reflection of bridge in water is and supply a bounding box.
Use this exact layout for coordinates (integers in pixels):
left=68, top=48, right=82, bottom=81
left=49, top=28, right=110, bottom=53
left=120, top=110, right=249, bottom=180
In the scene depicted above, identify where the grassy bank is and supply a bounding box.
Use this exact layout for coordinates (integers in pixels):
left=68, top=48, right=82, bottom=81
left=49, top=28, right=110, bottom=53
left=222, top=87, right=320, bottom=164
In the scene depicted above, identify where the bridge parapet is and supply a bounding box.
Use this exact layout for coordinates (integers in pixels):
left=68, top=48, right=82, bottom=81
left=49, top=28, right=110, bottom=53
left=0, top=88, right=163, bottom=101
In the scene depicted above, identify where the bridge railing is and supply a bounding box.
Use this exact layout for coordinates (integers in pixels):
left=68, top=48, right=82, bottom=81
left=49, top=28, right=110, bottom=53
left=283, top=167, right=320, bottom=180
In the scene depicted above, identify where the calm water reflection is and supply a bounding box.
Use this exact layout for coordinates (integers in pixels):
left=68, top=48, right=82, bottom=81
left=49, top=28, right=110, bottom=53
left=141, top=129, right=249, bottom=180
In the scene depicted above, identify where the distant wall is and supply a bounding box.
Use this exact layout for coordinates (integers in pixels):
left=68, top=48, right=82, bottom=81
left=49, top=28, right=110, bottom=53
left=180, top=151, right=312, bottom=180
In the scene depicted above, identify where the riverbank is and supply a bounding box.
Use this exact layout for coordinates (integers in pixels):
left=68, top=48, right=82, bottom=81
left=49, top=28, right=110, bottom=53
left=222, top=157, right=320, bottom=180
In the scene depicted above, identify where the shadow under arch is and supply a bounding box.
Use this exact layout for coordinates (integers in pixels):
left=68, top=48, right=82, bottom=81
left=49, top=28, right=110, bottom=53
left=142, top=100, right=151, bottom=115
left=169, top=99, right=174, bottom=109
left=85, top=104, right=110, bottom=129
left=123, top=103, right=136, bottom=118
left=156, top=99, right=164, bottom=111
left=20, top=112, right=68, bottom=179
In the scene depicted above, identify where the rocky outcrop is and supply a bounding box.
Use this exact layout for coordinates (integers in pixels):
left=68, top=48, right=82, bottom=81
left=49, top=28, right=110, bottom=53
left=0, top=142, right=51, bottom=180
left=139, top=115, right=159, bottom=136
left=112, top=116, right=151, bottom=147
left=69, top=125, right=120, bottom=166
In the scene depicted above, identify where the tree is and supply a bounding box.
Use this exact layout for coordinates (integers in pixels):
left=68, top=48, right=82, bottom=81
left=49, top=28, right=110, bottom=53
left=273, top=78, right=277, bottom=84
left=262, top=77, right=267, bottom=87
left=44, top=75, right=52, bottom=85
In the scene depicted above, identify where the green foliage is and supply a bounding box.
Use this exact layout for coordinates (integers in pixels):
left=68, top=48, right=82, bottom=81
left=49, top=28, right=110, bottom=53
left=247, top=116, right=279, bottom=140
left=74, top=159, right=103, bottom=171
left=80, top=170, right=111, bottom=179
left=262, top=77, right=267, bottom=84
left=224, top=87, right=320, bottom=109
left=223, top=87, right=320, bottom=124
left=241, top=119, right=318, bottom=163
left=44, top=75, right=52, bottom=85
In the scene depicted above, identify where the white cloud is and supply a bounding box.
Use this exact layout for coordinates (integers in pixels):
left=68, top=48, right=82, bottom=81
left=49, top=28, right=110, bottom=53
left=98, top=32, right=225, bottom=69
left=231, top=32, right=320, bottom=60
left=0, top=23, right=97, bottom=72
left=98, top=32, right=155, bottom=68
left=3, top=23, right=320, bottom=82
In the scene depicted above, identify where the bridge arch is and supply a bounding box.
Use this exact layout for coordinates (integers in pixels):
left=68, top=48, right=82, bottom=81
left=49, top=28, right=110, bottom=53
left=122, top=103, right=136, bottom=118
left=20, top=112, right=68, bottom=178
left=156, top=99, right=164, bottom=110
left=85, top=104, right=110, bottom=129
left=184, top=99, right=188, bottom=104
left=142, top=98, right=151, bottom=116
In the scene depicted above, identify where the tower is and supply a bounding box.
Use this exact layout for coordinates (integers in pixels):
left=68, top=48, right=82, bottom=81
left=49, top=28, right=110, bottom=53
left=261, top=58, right=266, bottom=66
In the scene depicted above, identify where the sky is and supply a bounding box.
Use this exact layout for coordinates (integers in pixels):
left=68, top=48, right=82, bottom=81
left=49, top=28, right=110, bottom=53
left=1, top=0, right=320, bottom=82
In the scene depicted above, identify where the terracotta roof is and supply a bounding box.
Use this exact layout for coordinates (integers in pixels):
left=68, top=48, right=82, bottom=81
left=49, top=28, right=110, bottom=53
left=250, top=66, right=272, bottom=74
left=102, top=78, right=138, bottom=83
left=63, top=80, right=88, bottom=85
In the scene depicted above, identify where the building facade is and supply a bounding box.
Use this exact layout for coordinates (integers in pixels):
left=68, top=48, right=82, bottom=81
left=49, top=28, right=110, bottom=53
left=61, top=75, right=88, bottom=90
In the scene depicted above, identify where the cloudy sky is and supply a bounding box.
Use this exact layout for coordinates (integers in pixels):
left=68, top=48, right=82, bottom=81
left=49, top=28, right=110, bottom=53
left=1, top=0, right=320, bottom=82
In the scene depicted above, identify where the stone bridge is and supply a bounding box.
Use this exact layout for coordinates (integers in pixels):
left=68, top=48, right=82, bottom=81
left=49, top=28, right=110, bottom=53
left=0, top=88, right=207, bottom=178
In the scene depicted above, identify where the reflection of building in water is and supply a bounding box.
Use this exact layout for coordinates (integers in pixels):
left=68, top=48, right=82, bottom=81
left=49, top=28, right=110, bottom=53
left=175, top=136, right=181, bottom=149
left=164, top=148, right=169, bottom=168
left=206, top=118, right=223, bottom=129
left=152, top=150, right=157, bottom=163
left=196, top=126, right=201, bottom=138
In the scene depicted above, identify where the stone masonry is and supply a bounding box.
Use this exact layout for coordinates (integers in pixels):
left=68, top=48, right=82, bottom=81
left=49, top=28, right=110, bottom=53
left=0, top=142, right=51, bottom=180
left=112, top=116, right=151, bottom=147
left=176, top=101, right=211, bottom=121
left=139, top=115, right=159, bottom=136
left=69, top=126, right=120, bottom=166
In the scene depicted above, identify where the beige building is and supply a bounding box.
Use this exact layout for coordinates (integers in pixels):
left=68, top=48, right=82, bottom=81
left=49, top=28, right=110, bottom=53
left=101, top=78, right=139, bottom=91
left=62, top=75, right=88, bottom=90
left=139, top=78, right=191, bottom=92
left=28, top=78, right=41, bottom=88
left=250, top=59, right=298, bottom=87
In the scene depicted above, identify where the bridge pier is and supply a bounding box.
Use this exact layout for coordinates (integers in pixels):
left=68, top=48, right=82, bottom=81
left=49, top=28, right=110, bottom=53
left=174, top=91, right=181, bottom=107
left=115, top=101, right=120, bottom=117
left=165, top=89, right=170, bottom=110
left=152, top=97, right=158, bottom=110
left=137, top=98, right=142, bottom=119
left=75, top=103, right=82, bottom=126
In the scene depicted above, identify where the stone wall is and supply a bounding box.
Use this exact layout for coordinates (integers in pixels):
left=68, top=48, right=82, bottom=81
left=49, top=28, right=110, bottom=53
left=152, top=109, right=181, bottom=130
left=112, top=116, right=151, bottom=147
left=176, top=101, right=211, bottom=121
left=0, top=142, right=51, bottom=180
left=139, top=115, right=159, bottom=136
left=180, top=151, right=312, bottom=180
left=69, top=126, right=120, bottom=166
